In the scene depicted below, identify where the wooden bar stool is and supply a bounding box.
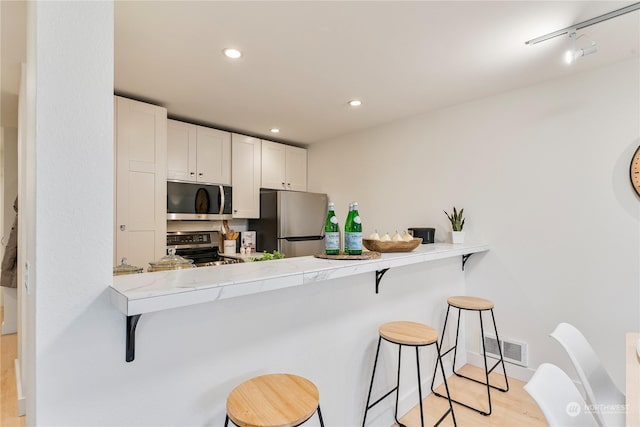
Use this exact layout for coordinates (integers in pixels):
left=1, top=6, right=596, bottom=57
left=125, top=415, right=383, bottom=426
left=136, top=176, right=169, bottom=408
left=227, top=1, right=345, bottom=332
left=431, top=296, right=509, bottom=416
left=362, top=321, right=456, bottom=427
left=225, top=373, right=324, bottom=427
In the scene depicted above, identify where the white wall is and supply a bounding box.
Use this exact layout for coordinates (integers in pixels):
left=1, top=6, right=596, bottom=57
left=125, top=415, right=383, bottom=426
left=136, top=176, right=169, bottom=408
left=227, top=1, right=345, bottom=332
left=24, top=2, right=114, bottom=424
left=308, top=57, right=640, bottom=389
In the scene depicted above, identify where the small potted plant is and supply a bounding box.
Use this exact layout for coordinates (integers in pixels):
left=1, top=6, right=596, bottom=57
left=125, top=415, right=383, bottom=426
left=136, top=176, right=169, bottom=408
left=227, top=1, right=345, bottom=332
left=444, top=207, right=465, bottom=244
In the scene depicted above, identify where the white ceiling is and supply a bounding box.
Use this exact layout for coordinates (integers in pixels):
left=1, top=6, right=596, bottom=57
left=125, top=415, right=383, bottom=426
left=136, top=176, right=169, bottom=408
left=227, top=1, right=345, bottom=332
left=2, top=2, right=639, bottom=145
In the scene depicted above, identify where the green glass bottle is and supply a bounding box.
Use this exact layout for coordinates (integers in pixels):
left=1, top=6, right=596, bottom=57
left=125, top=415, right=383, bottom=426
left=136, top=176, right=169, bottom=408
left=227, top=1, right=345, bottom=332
left=344, top=202, right=354, bottom=254
left=345, top=202, right=363, bottom=255
left=325, top=202, right=340, bottom=255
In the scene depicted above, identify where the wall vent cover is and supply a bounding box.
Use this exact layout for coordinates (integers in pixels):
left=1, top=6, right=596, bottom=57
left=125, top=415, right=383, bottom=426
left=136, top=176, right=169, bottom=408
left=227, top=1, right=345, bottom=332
left=482, top=335, right=528, bottom=367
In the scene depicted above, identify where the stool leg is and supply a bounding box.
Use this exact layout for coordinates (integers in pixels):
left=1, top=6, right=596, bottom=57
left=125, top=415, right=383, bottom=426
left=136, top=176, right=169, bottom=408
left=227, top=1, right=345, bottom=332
left=431, top=305, right=452, bottom=393
left=362, top=336, right=383, bottom=427
left=394, top=345, right=404, bottom=427
left=415, top=347, right=425, bottom=427
left=479, top=310, right=493, bottom=416
left=490, top=309, right=510, bottom=392
left=224, top=415, right=230, bottom=427
left=435, top=342, right=457, bottom=427
left=451, top=308, right=462, bottom=377
left=316, top=405, right=325, bottom=427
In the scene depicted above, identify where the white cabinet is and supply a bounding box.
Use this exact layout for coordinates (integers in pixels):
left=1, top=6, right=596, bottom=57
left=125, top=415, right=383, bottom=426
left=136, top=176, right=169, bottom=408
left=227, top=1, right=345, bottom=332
left=261, top=140, right=307, bottom=191
left=115, top=96, right=167, bottom=269
left=166, top=120, right=196, bottom=181
left=231, top=134, right=261, bottom=218
left=285, top=145, right=307, bottom=191
left=167, top=119, right=231, bottom=185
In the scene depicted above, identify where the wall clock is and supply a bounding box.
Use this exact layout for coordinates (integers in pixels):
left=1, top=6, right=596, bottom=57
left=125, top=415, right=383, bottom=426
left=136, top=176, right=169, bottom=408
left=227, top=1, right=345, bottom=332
left=631, top=145, right=640, bottom=197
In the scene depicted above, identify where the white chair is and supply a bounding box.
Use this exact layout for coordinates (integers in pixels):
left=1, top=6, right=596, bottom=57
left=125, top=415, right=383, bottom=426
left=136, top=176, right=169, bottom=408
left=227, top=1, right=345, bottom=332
left=550, top=322, right=625, bottom=427
left=525, top=363, right=599, bottom=427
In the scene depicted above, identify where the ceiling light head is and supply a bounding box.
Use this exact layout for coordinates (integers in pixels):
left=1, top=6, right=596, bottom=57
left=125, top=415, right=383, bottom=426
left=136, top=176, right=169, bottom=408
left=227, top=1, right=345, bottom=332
left=349, top=100, right=362, bottom=107
left=223, top=48, right=242, bottom=59
left=564, top=32, right=597, bottom=65
left=270, top=128, right=280, bottom=133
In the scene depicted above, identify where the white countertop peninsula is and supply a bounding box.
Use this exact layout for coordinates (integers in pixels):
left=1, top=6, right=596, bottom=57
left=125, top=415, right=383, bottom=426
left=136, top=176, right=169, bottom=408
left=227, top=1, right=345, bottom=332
left=110, top=242, right=488, bottom=361
left=111, top=242, right=488, bottom=316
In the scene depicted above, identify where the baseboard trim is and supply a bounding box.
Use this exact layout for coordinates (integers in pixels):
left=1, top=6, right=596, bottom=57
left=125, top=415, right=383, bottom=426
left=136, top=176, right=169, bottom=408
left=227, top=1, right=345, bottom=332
left=15, top=358, right=25, bottom=416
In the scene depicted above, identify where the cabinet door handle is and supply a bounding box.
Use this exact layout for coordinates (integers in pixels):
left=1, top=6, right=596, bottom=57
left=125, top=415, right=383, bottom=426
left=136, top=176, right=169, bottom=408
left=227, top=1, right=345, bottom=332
left=234, top=209, right=238, bottom=213
left=198, top=172, right=203, bottom=177
left=287, top=183, right=291, bottom=187
left=120, top=225, right=126, bottom=231
left=190, top=172, right=195, bottom=176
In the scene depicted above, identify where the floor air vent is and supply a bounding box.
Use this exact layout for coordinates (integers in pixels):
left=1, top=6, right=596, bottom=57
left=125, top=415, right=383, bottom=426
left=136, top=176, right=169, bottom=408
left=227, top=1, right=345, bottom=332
left=482, top=335, right=528, bottom=367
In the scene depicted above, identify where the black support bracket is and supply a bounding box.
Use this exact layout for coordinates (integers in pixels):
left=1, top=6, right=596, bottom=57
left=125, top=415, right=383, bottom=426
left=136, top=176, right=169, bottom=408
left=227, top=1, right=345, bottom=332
left=375, top=268, right=390, bottom=294
left=126, top=314, right=142, bottom=362
left=462, top=254, right=473, bottom=271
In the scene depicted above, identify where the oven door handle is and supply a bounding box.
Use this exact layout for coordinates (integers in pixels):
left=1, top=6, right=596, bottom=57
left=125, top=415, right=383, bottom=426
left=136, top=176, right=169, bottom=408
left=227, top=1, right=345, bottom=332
left=218, top=184, right=224, bottom=216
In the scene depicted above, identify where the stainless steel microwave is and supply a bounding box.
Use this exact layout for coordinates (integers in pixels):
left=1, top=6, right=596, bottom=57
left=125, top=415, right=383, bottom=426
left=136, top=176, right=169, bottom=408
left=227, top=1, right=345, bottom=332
left=167, top=181, right=232, bottom=220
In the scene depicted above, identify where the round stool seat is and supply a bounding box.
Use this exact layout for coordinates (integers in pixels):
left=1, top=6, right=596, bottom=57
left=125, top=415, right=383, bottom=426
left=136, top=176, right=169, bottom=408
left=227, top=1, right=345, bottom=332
left=226, top=373, right=320, bottom=427
left=447, top=295, right=494, bottom=310
left=379, top=321, right=438, bottom=346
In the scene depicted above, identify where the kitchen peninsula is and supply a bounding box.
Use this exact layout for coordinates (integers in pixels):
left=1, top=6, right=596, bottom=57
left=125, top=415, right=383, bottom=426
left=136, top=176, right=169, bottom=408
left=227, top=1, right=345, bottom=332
left=110, top=242, right=488, bottom=361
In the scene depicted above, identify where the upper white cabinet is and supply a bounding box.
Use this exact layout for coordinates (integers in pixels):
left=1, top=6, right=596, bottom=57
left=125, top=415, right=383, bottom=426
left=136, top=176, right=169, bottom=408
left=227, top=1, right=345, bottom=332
left=231, top=134, right=261, bottom=218
left=115, top=96, right=167, bottom=269
left=167, top=119, right=231, bottom=185
left=261, top=140, right=307, bottom=191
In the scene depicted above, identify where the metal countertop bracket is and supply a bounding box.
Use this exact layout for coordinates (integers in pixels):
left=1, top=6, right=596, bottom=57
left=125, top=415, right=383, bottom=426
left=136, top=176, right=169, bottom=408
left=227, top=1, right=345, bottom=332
left=126, top=314, right=142, bottom=362
left=462, top=254, right=473, bottom=271
left=375, top=268, right=390, bottom=294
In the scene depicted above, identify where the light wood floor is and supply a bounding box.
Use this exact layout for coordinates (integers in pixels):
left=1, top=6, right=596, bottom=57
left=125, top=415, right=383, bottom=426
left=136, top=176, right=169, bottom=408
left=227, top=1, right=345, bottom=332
left=1, top=308, right=26, bottom=427
left=397, top=364, right=546, bottom=426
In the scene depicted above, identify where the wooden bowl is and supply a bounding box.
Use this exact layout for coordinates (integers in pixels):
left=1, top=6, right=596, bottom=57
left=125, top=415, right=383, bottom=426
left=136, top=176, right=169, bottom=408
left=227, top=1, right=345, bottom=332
left=362, top=238, right=422, bottom=253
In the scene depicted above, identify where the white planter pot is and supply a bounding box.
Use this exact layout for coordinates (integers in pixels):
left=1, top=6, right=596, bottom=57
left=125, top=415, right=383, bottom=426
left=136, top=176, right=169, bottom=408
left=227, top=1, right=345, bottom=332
left=451, top=231, right=465, bottom=244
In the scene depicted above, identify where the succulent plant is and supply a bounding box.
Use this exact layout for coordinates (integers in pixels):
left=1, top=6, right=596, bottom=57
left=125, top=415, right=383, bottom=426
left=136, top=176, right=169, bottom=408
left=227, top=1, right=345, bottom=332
left=444, top=207, right=465, bottom=231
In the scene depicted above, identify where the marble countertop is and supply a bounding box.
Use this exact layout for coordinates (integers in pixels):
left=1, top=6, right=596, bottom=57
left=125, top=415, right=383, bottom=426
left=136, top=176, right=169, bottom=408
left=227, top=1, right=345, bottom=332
left=110, top=242, right=489, bottom=316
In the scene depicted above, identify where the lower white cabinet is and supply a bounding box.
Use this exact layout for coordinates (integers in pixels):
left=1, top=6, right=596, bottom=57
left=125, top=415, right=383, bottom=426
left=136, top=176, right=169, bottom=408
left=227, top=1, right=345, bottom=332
left=231, top=134, right=261, bottom=218
left=114, top=96, right=167, bottom=269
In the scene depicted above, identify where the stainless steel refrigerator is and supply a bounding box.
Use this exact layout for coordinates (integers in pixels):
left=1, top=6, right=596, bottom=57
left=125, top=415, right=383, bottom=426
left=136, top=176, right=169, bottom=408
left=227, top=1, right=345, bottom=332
left=249, top=190, right=328, bottom=257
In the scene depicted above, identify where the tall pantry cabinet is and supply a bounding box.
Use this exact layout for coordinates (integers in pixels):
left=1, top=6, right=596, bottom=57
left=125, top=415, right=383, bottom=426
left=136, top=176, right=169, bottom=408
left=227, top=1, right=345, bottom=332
left=114, top=96, right=167, bottom=269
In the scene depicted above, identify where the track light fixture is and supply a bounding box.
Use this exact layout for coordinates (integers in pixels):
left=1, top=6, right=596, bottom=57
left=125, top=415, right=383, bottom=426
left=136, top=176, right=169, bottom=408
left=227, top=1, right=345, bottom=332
left=525, top=3, right=640, bottom=45
left=564, top=32, right=598, bottom=65
left=525, top=2, right=640, bottom=64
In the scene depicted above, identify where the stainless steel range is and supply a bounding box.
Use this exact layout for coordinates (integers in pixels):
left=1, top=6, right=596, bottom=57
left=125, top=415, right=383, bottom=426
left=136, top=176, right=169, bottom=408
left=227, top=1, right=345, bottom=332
left=167, top=231, right=240, bottom=267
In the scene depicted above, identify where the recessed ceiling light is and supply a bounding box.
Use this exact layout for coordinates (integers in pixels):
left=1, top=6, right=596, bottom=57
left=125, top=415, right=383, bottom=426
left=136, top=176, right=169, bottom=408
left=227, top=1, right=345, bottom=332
left=223, top=48, right=242, bottom=59
left=270, top=128, right=280, bottom=133
left=349, top=100, right=362, bottom=107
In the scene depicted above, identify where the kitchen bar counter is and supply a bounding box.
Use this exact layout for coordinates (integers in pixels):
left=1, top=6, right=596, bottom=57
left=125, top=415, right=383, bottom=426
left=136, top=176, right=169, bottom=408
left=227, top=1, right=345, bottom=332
left=111, top=242, right=488, bottom=361
left=110, top=242, right=489, bottom=316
